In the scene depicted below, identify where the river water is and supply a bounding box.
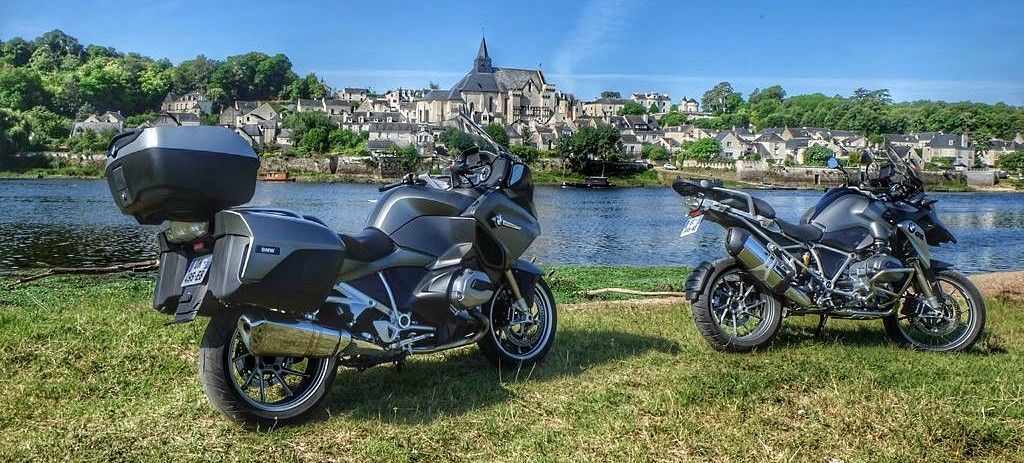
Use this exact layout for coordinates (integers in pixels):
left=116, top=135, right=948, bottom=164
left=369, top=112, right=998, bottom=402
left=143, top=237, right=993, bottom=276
left=1, top=179, right=1022, bottom=274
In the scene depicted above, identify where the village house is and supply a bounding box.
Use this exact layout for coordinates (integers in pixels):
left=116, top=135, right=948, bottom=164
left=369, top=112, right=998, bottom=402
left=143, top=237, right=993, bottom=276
left=149, top=112, right=200, bottom=127
left=921, top=133, right=973, bottom=166
left=161, top=92, right=213, bottom=115
left=219, top=101, right=258, bottom=126
left=296, top=98, right=350, bottom=117
left=357, top=97, right=392, bottom=113
left=679, top=98, right=699, bottom=113
left=70, top=111, right=124, bottom=137
left=337, top=87, right=370, bottom=102
left=583, top=97, right=630, bottom=118
left=366, top=122, right=437, bottom=155
left=631, top=92, right=672, bottom=114
left=980, top=139, right=1024, bottom=166
left=716, top=130, right=750, bottom=159
left=752, top=131, right=787, bottom=160
left=620, top=134, right=641, bottom=157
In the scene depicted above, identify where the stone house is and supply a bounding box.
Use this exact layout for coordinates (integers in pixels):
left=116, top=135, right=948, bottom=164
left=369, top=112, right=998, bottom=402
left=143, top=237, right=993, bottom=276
left=583, top=97, right=630, bottom=118
left=337, top=87, right=370, bottom=102
left=631, top=92, right=671, bottom=114
left=680, top=98, right=699, bottom=113
left=716, top=130, right=749, bottom=159
left=70, top=111, right=124, bottom=136
left=161, top=92, right=213, bottom=115
left=922, top=133, right=973, bottom=166
left=752, top=132, right=786, bottom=160
left=297, top=98, right=350, bottom=117
left=220, top=101, right=258, bottom=126
left=620, top=134, right=641, bottom=158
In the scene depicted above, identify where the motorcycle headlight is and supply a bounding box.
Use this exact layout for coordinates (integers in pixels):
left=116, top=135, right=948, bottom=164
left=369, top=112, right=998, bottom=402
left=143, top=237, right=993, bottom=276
left=164, top=221, right=209, bottom=244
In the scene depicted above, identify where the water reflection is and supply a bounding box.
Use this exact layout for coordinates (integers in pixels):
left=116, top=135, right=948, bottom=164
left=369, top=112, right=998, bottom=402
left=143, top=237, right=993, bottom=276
left=2, top=179, right=1022, bottom=274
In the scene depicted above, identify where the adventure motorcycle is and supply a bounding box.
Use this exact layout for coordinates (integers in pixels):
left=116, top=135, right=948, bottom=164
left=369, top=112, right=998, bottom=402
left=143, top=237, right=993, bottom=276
left=104, top=115, right=556, bottom=428
left=675, top=148, right=985, bottom=353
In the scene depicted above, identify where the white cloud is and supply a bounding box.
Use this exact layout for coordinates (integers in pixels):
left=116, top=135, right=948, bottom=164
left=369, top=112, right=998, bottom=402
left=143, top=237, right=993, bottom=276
left=551, top=0, right=636, bottom=93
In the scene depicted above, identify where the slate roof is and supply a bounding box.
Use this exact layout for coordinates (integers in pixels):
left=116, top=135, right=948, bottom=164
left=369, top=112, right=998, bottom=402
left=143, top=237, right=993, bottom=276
left=754, top=132, right=786, bottom=143
left=786, top=138, right=810, bottom=149
left=927, top=133, right=966, bottom=148
left=620, top=134, right=640, bottom=144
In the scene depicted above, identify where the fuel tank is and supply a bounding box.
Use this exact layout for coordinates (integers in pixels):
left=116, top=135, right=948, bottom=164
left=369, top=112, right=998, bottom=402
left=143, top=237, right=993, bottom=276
left=805, top=189, right=892, bottom=251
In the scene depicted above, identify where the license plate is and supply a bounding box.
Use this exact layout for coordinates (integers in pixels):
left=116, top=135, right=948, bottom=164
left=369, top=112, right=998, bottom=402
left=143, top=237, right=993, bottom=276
left=180, top=255, right=213, bottom=287
left=680, top=214, right=703, bottom=237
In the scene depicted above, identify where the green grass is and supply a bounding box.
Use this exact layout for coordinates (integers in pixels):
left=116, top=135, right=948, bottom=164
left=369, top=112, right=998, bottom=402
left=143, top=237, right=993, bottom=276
left=0, top=163, right=105, bottom=179
left=1, top=270, right=1022, bottom=462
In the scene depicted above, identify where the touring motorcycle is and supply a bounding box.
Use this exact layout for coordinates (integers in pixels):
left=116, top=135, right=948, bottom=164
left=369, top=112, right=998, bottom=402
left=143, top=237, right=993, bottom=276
left=676, top=149, right=985, bottom=352
left=104, top=115, right=556, bottom=428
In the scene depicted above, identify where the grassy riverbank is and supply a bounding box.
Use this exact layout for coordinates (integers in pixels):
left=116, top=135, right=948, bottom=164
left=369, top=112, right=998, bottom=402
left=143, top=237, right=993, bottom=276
left=1, top=267, right=1022, bottom=462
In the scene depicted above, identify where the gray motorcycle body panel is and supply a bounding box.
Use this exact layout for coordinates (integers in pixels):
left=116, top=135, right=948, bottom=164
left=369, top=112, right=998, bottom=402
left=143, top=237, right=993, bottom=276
left=468, top=190, right=541, bottom=266
left=367, top=186, right=478, bottom=233
left=810, top=193, right=892, bottom=251
left=213, top=208, right=342, bottom=280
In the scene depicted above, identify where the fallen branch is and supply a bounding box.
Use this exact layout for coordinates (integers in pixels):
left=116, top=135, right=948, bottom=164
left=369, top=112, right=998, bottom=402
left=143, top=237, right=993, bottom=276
left=583, top=287, right=686, bottom=298
left=14, top=260, right=159, bottom=285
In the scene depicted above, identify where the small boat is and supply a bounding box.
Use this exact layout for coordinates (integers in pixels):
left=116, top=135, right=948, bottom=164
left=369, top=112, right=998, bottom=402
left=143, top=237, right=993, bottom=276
left=260, top=171, right=296, bottom=182
left=562, top=176, right=616, bottom=189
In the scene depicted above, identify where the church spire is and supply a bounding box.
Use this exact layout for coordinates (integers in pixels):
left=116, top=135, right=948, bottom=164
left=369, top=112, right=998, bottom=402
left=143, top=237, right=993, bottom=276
left=474, top=36, right=492, bottom=73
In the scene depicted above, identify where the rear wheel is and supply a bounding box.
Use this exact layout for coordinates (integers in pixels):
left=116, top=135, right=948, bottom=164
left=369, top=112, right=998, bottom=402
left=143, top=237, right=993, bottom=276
left=198, top=309, right=337, bottom=429
left=478, top=277, right=557, bottom=368
left=884, top=269, right=985, bottom=352
left=692, top=266, right=783, bottom=352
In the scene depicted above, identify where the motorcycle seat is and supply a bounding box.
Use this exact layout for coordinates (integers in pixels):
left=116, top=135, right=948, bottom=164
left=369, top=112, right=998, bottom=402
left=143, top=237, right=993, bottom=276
left=776, top=218, right=824, bottom=242
left=339, top=227, right=396, bottom=261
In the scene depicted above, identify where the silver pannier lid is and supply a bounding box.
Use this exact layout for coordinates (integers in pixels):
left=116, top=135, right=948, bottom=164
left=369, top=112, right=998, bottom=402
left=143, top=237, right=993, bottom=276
left=108, top=126, right=256, bottom=166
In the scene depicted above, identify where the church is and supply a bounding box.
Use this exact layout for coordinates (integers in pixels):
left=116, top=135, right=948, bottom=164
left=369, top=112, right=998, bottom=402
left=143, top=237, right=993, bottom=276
left=414, top=38, right=580, bottom=128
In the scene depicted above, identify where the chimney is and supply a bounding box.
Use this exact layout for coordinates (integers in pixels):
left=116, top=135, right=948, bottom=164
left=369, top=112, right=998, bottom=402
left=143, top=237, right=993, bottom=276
left=961, top=132, right=969, bottom=148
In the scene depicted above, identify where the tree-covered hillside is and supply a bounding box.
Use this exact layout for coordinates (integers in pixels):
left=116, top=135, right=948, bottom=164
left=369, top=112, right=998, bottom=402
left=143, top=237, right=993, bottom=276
left=0, top=29, right=329, bottom=154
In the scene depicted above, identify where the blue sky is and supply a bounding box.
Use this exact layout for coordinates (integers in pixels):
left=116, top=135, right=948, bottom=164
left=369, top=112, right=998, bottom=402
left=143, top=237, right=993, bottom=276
left=2, top=0, right=1022, bottom=104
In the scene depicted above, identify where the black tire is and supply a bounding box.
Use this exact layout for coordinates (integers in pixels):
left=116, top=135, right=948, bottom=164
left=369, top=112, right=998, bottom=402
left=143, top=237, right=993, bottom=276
left=198, top=309, right=338, bottom=429
left=478, top=277, right=557, bottom=368
left=692, top=264, right=783, bottom=352
left=883, top=269, right=985, bottom=353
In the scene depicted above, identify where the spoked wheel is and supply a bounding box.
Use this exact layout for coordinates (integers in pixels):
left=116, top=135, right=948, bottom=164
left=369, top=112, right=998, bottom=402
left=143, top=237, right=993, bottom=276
left=199, top=310, right=337, bottom=429
left=478, top=277, right=557, bottom=368
left=884, top=269, right=985, bottom=352
left=692, top=266, right=782, bottom=352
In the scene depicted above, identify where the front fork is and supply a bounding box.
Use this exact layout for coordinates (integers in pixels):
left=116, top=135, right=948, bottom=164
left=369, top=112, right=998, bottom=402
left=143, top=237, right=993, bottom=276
left=911, top=261, right=942, bottom=311
left=504, top=269, right=535, bottom=322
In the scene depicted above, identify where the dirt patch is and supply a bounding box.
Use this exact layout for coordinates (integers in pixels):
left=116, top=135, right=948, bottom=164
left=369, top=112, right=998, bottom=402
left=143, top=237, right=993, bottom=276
left=971, top=271, right=1024, bottom=301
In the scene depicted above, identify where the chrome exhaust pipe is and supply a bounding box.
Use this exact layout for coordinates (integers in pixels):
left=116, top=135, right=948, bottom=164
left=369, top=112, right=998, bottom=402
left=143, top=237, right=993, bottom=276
left=725, top=227, right=814, bottom=309
left=238, top=315, right=353, bottom=358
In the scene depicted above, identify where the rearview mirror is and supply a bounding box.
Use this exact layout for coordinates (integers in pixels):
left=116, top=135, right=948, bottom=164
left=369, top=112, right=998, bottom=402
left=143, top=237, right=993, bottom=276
left=826, top=156, right=840, bottom=169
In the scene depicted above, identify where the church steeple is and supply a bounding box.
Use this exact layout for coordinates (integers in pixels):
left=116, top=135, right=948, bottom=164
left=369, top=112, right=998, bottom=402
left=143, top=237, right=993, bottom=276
left=474, top=36, right=493, bottom=73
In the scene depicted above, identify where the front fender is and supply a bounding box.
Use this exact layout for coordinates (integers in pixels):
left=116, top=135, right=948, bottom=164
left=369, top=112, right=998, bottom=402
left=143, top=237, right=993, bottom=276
left=685, top=257, right=736, bottom=302
left=510, top=258, right=544, bottom=307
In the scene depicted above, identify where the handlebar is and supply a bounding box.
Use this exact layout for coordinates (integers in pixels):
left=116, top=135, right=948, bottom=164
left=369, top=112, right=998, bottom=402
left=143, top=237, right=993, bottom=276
left=379, top=173, right=426, bottom=192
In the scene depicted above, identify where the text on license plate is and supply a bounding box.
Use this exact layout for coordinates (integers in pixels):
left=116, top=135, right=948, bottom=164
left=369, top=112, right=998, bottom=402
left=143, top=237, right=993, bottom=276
left=680, top=215, right=703, bottom=237
left=180, top=255, right=213, bottom=287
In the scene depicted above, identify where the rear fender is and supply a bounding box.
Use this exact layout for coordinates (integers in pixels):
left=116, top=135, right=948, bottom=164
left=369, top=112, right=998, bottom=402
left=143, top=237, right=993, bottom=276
left=685, top=257, right=736, bottom=302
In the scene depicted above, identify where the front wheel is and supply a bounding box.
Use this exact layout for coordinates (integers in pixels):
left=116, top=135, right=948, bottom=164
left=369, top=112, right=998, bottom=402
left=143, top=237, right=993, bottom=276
left=692, top=266, right=783, bottom=352
left=198, top=309, right=338, bottom=429
left=478, top=277, right=557, bottom=368
left=884, top=269, right=985, bottom=352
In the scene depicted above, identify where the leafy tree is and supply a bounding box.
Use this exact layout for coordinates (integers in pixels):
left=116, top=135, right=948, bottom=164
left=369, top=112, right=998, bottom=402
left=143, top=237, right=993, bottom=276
left=299, top=127, right=330, bottom=154
left=1, top=37, right=35, bottom=66
left=701, top=81, right=743, bottom=114
left=328, top=128, right=367, bottom=154
left=388, top=144, right=421, bottom=171
left=173, top=55, right=220, bottom=94
left=803, top=145, right=834, bottom=166
left=428, top=81, right=440, bottom=90
left=748, top=85, right=786, bottom=104
left=23, top=106, right=70, bottom=149
left=555, top=123, right=622, bottom=172
left=600, top=91, right=621, bottom=99
left=0, top=67, right=48, bottom=110
left=33, top=30, right=84, bottom=62
left=659, top=111, right=686, bottom=127
left=649, top=104, right=659, bottom=113
left=681, top=138, right=722, bottom=161
left=282, top=111, right=334, bottom=141
left=69, top=128, right=117, bottom=153
left=484, top=123, right=509, bottom=147
left=641, top=143, right=670, bottom=161
left=0, top=108, right=30, bottom=154
left=997, top=150, right=1024, bottom=174
left=438, top=127, right=477, bottom=155
left=508, top=144, right=540, bottom=164
left=618, top=101, right=646, bottom=116
left=209, top=52, right=296, bottom=103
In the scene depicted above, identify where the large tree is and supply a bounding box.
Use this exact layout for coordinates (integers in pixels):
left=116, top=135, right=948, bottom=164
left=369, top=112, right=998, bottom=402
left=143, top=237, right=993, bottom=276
left=0, top=67, right=48, bottom=110
left=484, top=123, right=509, bottom=147
left=618, top=101, right=646, bottom=116
left=701, top=81, right=743, bottom=114
left=555, top=123, right=622, bottom=172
